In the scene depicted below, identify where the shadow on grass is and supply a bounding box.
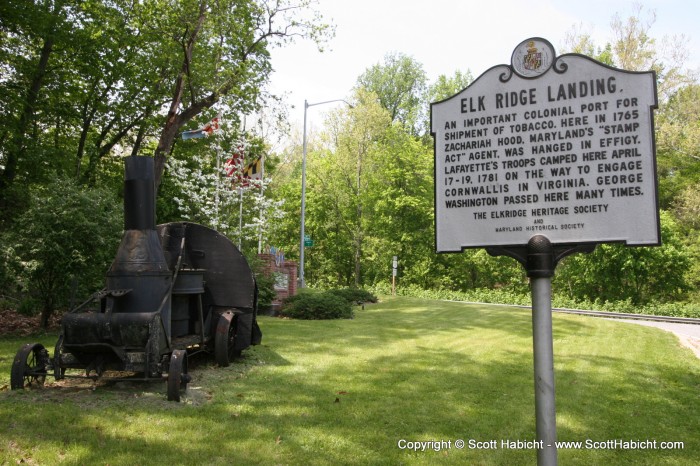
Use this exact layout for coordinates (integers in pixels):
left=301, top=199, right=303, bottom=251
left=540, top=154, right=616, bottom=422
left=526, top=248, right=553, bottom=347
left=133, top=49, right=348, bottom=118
left=0, top=297, right=698, bottom=465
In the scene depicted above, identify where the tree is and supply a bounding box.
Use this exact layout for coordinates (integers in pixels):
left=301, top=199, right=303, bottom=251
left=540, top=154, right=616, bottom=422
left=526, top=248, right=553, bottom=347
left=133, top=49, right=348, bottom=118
left=0, top=0, right=72, bottom=212
left=0, top=0, right=332, bottom=211
left=158, top=118, right=285, bottom=255
left=563, top=24, right=614, bottom=65
left=563, top=4, right=696, bottom=100
left=672, top=184, right=700, bottom=300
left=151, top=0, right=333, bottom=188
left=9, top=178, right=122, bottom=327
left=610, top=5, right=695, bottom=100
left=655, top=84, right=700, bottom=208
left=356, top=52, right=427, bottom=135
left=0, top=0, right=167, bottom=209
left=362, top=123, right=434, bottom=287
left=424, top=70, right=474, bottom=138
left=307, top=90, right=391, bottom=286
left=555, top=211, right=691, bottom=304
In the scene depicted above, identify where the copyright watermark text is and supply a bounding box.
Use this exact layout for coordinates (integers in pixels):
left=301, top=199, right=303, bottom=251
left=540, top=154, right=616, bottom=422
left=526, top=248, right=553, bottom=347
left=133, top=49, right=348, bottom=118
left=397, top=438, right=684, bottom=452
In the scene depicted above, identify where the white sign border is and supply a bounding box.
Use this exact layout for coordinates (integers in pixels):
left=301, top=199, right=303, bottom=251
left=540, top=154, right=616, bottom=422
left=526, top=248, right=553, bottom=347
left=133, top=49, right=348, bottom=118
left=430, top=38, right=661, bottom=253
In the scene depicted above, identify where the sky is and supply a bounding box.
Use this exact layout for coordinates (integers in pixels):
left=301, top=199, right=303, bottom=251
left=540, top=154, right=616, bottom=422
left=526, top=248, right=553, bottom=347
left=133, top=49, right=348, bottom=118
left=266, top=0, right=700, bottom=136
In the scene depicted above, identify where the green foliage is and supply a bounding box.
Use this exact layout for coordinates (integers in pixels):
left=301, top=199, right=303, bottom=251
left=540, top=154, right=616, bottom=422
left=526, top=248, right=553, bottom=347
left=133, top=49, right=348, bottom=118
left=369, top=279, right=700, bottom=319
left=328, top=287, right=377, bottom=304
left=555, top=211, right=691, bottom=304
left=282, top=289, right=353, bottom=320
left=245, top=255, right=277, bottom=312
left=368, top=282, right=532, bottom=307
left=656, top=85, right=700, bottom=209
left=0, top=0, right=331, bottom=207
left=4, top=178, right=122, bottom=326
left=356, top=52, right=428, bottom=134
left=254, top=273, right=276, bottom=312
left=427, top=70, right=474, bottom=103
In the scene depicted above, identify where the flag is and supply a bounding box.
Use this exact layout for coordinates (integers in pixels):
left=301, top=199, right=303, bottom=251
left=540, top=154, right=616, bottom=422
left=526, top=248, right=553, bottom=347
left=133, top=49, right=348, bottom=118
left=181, top=113, right=222, bottom=140
left=224, top=147, right=257, bottom=189
left=225, top=146, right=245, bottom=178
left=243, top=157, right=262, bottom=180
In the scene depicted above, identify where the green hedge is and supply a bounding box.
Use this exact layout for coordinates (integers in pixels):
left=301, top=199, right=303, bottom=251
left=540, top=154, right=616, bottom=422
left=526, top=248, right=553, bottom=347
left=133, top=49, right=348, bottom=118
left=328, top=288, right=378, bottom=304
left=282, top=290, right=354, bottom=320
left=281, top=288, right=378, bottom=320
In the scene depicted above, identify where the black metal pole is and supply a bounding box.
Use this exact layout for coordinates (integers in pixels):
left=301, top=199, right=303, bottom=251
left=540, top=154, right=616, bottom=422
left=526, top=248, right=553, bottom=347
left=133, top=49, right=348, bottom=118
left=526, top=235, right=557, bottom=465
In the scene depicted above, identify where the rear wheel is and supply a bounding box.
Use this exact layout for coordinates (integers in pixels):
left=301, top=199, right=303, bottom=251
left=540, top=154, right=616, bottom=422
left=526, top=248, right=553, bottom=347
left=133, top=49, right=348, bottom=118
left=167, top=349, right=189, bottom=402
left=215, top=312, right=238, bottom=367
left=11, top=343, right=49, bottom=390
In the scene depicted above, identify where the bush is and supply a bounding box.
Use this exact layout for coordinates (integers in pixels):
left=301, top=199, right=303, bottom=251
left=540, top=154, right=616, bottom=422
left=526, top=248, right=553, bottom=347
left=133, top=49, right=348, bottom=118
left=7, top=178, right=122, bottom=327
left=254, top=273, right=276, bottom=312
left=329, top=288, right=378, bottom=304
left=282, top=289, right=353, bottom=320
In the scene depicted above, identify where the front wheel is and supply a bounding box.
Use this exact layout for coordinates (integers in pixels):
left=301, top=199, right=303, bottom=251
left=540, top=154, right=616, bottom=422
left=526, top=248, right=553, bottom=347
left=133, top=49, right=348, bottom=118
left=167, top=349, right=189, bottom=402
left=11, top=343, right=49, bottom=390
left=53, top=335, right=66, bottom=380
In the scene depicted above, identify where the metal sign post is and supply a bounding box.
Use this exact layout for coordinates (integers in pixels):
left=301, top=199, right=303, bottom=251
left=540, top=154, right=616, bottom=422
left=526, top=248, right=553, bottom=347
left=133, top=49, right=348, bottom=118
left=532, top=273, right=556, bottom=465
left=524, top=236, right=559, bottom=465
left=487, top=238, right=595, bottom=466
left=392, top=256, right=398, bottom=295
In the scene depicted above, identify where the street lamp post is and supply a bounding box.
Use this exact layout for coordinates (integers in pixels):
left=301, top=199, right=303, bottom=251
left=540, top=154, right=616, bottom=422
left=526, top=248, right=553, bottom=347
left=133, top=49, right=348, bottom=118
left=300, top=98, right=352, bottom=288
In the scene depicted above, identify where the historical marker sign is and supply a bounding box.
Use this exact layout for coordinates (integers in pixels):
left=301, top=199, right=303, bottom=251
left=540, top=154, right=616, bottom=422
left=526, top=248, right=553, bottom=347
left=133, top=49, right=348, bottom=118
left=431, top=38, right=659, bottom=252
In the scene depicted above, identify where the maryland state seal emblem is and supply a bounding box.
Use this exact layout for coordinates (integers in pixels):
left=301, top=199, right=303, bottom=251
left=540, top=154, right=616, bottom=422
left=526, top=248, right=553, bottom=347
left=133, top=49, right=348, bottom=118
left=511, top=37, right=554, bottom=78
left=524, top=41, right=542, bottom=71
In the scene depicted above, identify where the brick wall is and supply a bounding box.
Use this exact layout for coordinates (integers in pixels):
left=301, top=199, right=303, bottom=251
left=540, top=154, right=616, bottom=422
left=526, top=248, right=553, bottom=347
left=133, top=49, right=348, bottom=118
left=258, top=253, right=297, bottom=310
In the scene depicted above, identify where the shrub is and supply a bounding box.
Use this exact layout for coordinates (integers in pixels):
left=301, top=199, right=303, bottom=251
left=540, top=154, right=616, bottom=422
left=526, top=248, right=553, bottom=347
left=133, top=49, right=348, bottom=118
left=282, top=289, right=353, bottom=320
left=254, top=273, right=276, bottom=312
left=329, top=288, right=378, bottom=304
left=243, top=254, right=277, bottom=313
left=8, top=178, right=122, bottom=327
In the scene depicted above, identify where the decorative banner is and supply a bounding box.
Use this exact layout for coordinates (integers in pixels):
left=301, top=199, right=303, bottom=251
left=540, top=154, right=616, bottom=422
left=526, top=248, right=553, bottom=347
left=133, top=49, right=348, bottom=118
left=269, top=246, right=285, bottom=267
left=431, top=38, right=659, bottom=252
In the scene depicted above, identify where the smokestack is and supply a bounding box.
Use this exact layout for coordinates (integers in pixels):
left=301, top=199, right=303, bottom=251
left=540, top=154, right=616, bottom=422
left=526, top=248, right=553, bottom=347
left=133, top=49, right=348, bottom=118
left=106, top=157, right=171, bottom=319
left=123, top=156, right=156, bottom=230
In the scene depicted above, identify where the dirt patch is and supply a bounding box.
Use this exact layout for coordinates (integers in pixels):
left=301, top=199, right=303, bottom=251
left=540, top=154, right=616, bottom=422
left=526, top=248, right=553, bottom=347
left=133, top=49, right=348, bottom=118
left=677, top=335, right=700, bottom=359
left=0, top=309, right=62, bottom=336
left=5, top=368, right=215, bottom=407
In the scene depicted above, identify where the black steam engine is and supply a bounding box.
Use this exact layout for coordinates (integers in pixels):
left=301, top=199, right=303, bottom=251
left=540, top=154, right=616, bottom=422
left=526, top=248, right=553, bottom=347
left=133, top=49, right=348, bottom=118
left=10, top=156, right=262, bottom=401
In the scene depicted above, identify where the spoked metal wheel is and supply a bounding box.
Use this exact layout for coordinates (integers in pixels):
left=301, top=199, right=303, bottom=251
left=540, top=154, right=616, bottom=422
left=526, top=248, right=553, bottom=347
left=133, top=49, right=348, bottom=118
left=167, top=349, right=189, bottom=402
left=215, top=311, right=238, bottom=367
left=11, top=343, right=49, bottom=390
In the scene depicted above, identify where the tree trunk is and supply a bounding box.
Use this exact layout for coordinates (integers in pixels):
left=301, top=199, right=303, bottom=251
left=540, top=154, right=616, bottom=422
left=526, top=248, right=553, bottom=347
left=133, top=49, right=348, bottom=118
left=154, top=119, right=183, bottom=188
left=153, top=2, right=208, bottom=189
left=0, top=35, right=54, bottom=191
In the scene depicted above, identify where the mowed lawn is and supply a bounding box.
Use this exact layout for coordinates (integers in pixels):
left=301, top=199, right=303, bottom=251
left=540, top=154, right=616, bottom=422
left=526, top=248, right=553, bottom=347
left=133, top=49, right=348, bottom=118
left=1, top=297, right=698, bottom=465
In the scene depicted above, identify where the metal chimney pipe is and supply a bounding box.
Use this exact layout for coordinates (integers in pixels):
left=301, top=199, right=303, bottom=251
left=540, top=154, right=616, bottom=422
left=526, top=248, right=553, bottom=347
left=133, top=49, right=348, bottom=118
left=124, top=156, right=156, bottom=230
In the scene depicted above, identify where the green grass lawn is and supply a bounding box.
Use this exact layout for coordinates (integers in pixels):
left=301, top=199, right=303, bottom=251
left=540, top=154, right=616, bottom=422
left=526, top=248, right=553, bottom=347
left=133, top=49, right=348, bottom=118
left=1, top=297, right=698, bottom=465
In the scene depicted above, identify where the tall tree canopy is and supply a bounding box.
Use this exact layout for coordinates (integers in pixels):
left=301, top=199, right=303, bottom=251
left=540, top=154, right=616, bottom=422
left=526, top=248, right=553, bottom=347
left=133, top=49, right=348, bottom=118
left=0, top=0, right=332, bottom=212
left=355, top=52, right=427, bottom=135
